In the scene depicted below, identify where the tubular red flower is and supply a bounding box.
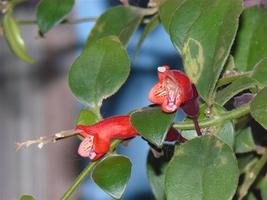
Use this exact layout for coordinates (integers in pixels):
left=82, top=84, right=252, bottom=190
left=76, top=116, right=137, bottom=161
left=148, top=66, right=194, bottom=113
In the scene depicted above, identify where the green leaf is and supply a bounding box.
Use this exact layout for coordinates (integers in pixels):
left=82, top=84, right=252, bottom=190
left=251, top=57, right=267, bottom=87
left=169, top=0, right=243, bottom=103
left=69, top=36, right=130, bottom=109
left=135, top=14, right=159, bottom=56
left=76, top=109, right=99, bottom=125
left=251, top=87, right=267, bottom=129
left=3, top=11, right=34, bottom=63
left=130, top=107, right=175, bottom=147
left=165, top=135, right=239, bottom=200
left=92, top=155, right=132, bottom=199
left=147, top=145, right=174, bottom=200
left=233, top=7, right=267, bottom=71
left=234, top=127, right=255, bottom=153
left=20, top=195, right=35, bottom=200
left=86, top=6, right=143, bottom=47
left=36, top=0, right=74, bottom=34
left=215, top=77, right=257, bottom=105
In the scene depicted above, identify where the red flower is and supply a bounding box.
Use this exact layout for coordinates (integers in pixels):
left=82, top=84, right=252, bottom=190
left=148, top=66, right=194, bottom=113
left=76, top=116, right=137, bottom=161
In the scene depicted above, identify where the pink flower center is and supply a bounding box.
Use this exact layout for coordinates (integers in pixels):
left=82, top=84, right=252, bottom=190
left=78, top=135, right=96, bottom=160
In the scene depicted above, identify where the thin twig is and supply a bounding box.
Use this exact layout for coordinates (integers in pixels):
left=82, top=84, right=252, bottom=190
left=16, top=129, right=80, bottom=150
left=17, top=17, right=98, bottom=26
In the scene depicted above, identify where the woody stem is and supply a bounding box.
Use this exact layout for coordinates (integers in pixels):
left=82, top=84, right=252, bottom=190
left=173, top=105, right=250, bottom=130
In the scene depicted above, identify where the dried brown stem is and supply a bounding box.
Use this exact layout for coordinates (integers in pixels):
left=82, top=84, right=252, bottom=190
left=16, top=129, right=80, bottom=150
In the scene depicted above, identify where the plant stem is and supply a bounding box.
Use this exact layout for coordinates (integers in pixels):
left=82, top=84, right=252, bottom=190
left=238, top=149, right=267, bottom=200
left=60, top=161, right=97, bottom=200
left=173, top=105, right=250, bottom=130
left=217, top=71, right=251, bottom=87
left=60, top=139, right=121, bottom=200
left=192, top=117, right=202, bottom=136
left=17, top=17, right=97, bottom=26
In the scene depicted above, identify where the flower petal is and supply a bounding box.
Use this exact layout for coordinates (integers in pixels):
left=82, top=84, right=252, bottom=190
left=78, top=135, right=94, bottom=157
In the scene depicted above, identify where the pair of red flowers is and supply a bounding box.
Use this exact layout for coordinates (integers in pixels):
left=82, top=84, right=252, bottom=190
left=77, top=66, right=199, bottom=161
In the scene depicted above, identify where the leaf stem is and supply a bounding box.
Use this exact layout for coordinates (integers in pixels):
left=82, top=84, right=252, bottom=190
left=60, top=161, right=97, bottom=200
left=217, top=71, right=251, bottom=87
left=173, top=105, right=250, bottom=130
left=17, top=17, right=97, bottom=26
left=238, top=149, right=267, bottom=200
left=60, top=139, right=122, bottom=200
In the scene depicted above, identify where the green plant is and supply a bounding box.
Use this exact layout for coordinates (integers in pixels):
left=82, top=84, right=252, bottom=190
left=2, top=0, right=267, bottom=199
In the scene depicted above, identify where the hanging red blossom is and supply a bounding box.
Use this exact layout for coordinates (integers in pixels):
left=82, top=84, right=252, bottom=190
left=148, top=66, right=194, bottom=113
left=76, top=116, right=137, bottom=161
left=76, top=114, right=187, bottom=161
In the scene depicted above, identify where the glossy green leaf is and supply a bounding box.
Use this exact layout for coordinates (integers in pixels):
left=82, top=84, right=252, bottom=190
left=86, top=6, right=143, bottom=47
left=135, top=14, right=159, bottom=56
left=3, top=11, right=34, bottom=63
left=36, top=0, right=74, bottom=34
left=165, top=135, right=239, bottom=200
left=20, top=195, right=35, bottom=200
left=76, top=109, right=99, bottom=125
left=69, top=36, right=130, bottom=109
left=233, top=7, right=267, bottom=71
left=234, top=127, right=255, bottom=153
left=215, top=77, right=257, bottom=105
left=251, top=87, right=267, bottom=129
left=169, top=0, right=243, bottom=103
left=130, top=107, right=175, bottom=147
left=147, top=145, right=174, bottom=200
left=251, top=57, right=267, bottom=87
left=92, top=155, right=132, bottom=199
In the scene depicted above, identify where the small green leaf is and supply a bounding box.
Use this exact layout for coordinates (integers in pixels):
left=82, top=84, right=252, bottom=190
left=86, top=6, right=143, bottom=47
left=215, top=77, right=257, bottom=105
left=234, top=127, right=255, bottom=153
left=135, top=14, right=159, bottom=56
left=169, top=0, right=243, bottom=103
left=3, top=11, right=34, bottom=63
left=36, top=0, right=74, bottom=34
left=147, top=145, right=174, bottom=200
left=130, top=107, right=175, bottom=147
left=251, top=87, right=267, bottom=129
left=76, top=109, right=99, bottom=126
left=251, top=57, right=267, bottom=87
left=165, top=135, right=239, bottom=200
left=92, top=155, right=132, bottom=199
left=69, top=36, right=130, bottom=109
left=20, top=195, right=35, bottom=200
left=233, top=7, right=267, bottom=71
